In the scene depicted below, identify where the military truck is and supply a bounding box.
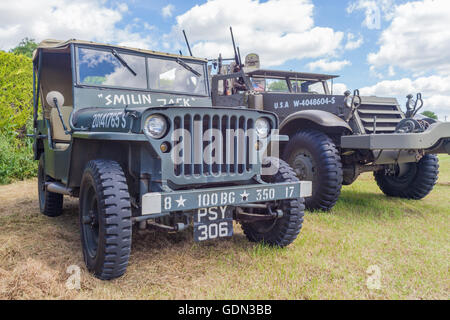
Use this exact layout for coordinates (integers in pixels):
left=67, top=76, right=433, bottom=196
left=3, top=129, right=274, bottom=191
left=210, top=52, right=450, bottom=211
left=30, top=40, right=312, bottom=280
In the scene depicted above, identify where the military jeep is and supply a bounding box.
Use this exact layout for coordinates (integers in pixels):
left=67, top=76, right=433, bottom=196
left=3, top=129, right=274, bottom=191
left=30, top=40, right=311, bottom=280
left=210, top=53, right=450, bottom=211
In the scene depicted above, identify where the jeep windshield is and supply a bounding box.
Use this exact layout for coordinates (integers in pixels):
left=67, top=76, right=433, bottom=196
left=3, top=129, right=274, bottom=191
left=76, top=46, right=208, bottom=96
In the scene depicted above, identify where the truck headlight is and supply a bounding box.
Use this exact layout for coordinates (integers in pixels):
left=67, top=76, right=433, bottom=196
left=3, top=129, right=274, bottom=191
left=407, top=98, right=416, bottom=110
left=144, top=114, right=168, bottom=139
left=255, top=117, right=270, bottom=138
left=345, top=96, right=353, bottom=108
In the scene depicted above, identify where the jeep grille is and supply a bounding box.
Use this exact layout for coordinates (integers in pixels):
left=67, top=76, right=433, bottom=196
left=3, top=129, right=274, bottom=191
left=173, top=114, right=256, bottom=177
left=148, top=108, right=275, bottom=187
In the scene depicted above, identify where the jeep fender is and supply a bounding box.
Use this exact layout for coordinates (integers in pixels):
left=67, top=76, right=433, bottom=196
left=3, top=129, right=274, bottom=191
left=279, top=110, right=352, bottom=137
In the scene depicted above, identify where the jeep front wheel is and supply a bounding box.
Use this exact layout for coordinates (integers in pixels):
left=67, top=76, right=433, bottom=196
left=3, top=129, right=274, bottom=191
left=240, top=158, right=305, bottom=247
left=79, top=160, right=132, bottom=280
left=374, top=154, right=439, bottom=199
left=282, top=129, right=343, bottom=211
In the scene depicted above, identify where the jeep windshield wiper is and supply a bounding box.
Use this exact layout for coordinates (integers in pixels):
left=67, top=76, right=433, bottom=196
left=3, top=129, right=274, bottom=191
left=111, top=49, right=137, bottom=76
left=176, top=58, right=201, bottom=77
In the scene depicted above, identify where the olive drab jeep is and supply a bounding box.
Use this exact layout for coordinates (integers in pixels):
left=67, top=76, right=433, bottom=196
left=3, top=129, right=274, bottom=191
left=209, top=49, right=450, bottom=211
left=30, top=40, right=311, bottom=280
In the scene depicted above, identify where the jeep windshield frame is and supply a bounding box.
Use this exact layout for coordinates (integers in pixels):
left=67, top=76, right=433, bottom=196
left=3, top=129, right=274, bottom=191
left=74, top=44, right=209, bottom=97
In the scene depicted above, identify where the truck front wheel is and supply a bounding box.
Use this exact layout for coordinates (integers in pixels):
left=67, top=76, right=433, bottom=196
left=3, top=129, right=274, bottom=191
left=282, top=129, right=343, bottom=211
left=374, top=154, right=439, bottom=199
left=240, top=158, right=305, bottom=247
left=79, top=160, right=132, bottom=280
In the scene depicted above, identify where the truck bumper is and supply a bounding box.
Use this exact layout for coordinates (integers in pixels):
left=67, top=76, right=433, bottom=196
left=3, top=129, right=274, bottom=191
left=141, top=181, right=312, bottom=216
left=341, top=122, right=450, bottom=153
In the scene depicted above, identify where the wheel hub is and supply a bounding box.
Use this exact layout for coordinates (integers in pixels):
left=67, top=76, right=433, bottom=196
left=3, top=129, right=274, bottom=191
left=81, top=190, right=100, bottom=258
left=292, top=152, right=315, bottom=181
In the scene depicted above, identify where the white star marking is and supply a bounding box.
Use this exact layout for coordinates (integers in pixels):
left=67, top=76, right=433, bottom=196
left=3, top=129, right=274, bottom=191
left=175, top=195, right=186, bottom=207
left=240, top=190, right=249, bottom=201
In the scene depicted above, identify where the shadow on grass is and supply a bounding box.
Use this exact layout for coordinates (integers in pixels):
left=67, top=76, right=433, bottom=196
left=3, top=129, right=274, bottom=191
left=51, top=197, right=256, bottom=260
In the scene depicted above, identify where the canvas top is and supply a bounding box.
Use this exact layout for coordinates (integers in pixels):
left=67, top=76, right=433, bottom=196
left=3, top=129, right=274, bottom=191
left=32, top=39, right=207, bottom=63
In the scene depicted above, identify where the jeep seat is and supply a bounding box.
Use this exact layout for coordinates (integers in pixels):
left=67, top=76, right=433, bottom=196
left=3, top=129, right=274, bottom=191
left=50, top=106, right=73, bottom=150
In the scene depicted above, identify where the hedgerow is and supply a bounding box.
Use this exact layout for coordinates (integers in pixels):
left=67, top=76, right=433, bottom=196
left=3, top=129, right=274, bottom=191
left=0, top=51, right=37, bottom=184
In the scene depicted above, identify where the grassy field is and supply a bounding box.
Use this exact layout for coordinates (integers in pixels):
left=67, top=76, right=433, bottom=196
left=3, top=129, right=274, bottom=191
left=0, top=156, right=448, bottom=300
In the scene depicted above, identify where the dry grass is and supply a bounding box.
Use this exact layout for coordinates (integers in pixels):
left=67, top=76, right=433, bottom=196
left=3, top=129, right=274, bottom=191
left=0, top=156, right=449, bottom=300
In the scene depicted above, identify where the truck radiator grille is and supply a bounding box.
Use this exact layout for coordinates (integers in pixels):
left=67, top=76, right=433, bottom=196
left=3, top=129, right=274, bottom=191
left=357, top=103, right=404, bottom=133
left=172, top=114, right=255, bottom=177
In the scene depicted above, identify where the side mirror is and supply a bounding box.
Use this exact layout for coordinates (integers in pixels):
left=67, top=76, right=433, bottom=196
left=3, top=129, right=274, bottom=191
left=46, top=91, right=65, bottom=108
left=46, top=91, right=69, bottom=134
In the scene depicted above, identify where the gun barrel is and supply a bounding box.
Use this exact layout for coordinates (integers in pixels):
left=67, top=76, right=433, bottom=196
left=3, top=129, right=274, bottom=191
left=230, top=27, right=239, bottom=66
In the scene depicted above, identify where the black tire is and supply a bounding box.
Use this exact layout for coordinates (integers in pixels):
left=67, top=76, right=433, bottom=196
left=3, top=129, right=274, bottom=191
left=241, top=157, right=305, bottom=247
left=79, top=160, right=132, bottom=280
left=282, top=129, right=342, bottom=211
left=374, top=154, right=439, bottom=199
left=38, top=155, right=63, bottom=217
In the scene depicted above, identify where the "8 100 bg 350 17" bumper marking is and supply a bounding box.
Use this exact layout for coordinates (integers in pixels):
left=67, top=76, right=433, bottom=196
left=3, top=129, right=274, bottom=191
left=141, top=181, right=312, bottom=216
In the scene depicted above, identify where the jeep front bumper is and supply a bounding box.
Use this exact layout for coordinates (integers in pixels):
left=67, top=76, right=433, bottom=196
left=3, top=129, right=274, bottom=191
left=141, top=181, right=312, bottom=217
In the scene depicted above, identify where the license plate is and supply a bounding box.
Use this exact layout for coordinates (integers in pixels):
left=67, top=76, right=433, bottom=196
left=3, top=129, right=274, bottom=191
left=193, top=206, right=233, bottom=242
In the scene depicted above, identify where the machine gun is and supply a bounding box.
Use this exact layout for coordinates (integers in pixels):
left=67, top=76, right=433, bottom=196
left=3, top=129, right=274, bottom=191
left=230, top=27, right=243, bottom=69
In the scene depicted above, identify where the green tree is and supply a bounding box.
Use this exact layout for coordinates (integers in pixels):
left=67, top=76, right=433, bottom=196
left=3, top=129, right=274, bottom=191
left=267, top=80, right=288, bottom=91
left=10, top=38, right=38, bottom=58
left=421, top=110, right=438, bottom=120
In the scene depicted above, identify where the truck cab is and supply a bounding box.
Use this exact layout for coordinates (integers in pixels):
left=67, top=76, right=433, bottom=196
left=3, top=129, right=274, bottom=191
left=210, top=54, right=450, bottom=211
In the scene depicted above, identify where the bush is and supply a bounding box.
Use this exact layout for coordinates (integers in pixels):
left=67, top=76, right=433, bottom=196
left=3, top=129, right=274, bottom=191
left=0, top=51, right=36, bottom=184
left=0, top=51, right=33, bottom=135
left=0, top=131, right=36, bottom=184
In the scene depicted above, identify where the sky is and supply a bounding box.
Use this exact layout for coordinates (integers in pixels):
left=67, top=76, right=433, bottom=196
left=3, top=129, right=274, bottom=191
left=0, top=0, right=449, bottom=119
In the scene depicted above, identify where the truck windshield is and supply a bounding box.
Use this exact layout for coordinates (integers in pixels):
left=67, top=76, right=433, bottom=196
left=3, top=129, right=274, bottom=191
left=77, top=47, right=147, bottom=89
left=291, top=80, right=326, bottom=94
left=250, top=78, right=289, bottom=92
left=147, top=57, right=207, bottom=95
left=249, top=77, right=326, bottom=94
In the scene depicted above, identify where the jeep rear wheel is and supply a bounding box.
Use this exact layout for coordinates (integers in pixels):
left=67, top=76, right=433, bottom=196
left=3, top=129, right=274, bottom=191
left=38, top=155, right=63, bottom=217
left=282, top=129, right=343, bottom=211
left=240, top=158, right=305, bottom=247
left=374, top=154, right=439, bottom=199
left=79, top=160, right=132, bottom=280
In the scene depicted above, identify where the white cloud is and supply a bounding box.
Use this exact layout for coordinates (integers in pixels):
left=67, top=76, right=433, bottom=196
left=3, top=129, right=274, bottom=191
left=347, top=0, right=395, bottom=29
left=169, top=0, right=344, bottom=67
left=0, top=0, right=155, bottom=51
left=307, top=59, right=351, bottom=72
left=162, top=4, right=175, bottom=18
left=331, top=82, right=348, bottom=95
left=359, top=75, right=450, bottom=118
left=344, top=33, right=363, bottom=50
left=368, top=0, right=450, bottom=76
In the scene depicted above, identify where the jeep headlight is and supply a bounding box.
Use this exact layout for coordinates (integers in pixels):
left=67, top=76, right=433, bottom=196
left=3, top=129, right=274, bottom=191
left=255, top=117, right=270, bottom=138
left=144, top=114, right=168, bottom=139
